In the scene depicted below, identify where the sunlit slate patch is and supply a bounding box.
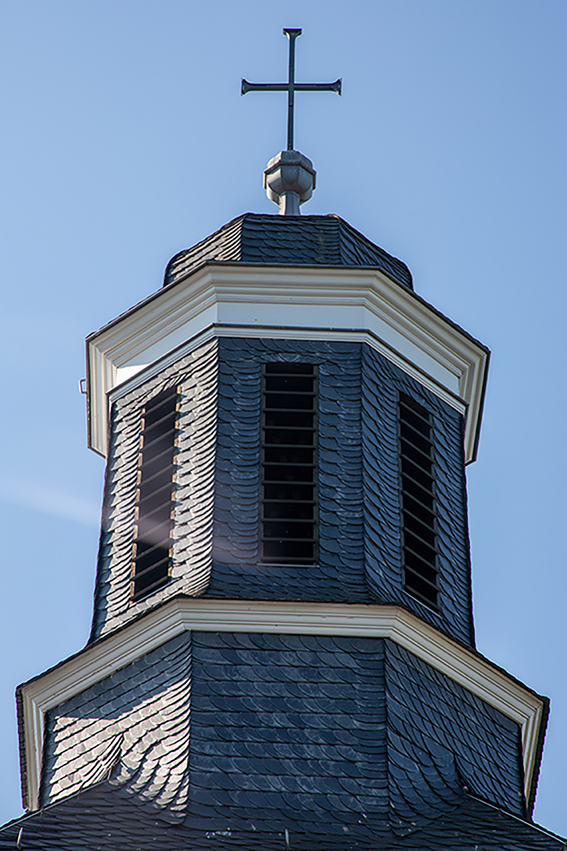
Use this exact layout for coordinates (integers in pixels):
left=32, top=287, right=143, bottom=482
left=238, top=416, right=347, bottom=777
left=91, top=340, right=218, bottom=641
left=41, top=634, right=192, bottom=817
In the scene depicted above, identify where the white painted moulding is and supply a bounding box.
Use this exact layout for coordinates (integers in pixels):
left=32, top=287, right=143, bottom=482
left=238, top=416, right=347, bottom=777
left=86, top=264, right=489, bottom=461
left=19, top=600, right=541, bottom=812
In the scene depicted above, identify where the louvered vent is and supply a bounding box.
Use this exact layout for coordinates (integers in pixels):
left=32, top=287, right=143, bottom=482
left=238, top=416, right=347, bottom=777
left=261, top=363, right=318, bottom=565
left=399, top=393, right=439, bottom=608
left=132, top=387, right=178, bottom=600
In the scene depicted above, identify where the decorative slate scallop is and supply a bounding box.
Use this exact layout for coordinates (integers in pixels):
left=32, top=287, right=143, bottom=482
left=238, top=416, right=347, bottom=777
left=384, top=641, right=525, bottom=820
left=188, top=632, right=387, bottom=835
left=187, top=632, right=526, bottom=834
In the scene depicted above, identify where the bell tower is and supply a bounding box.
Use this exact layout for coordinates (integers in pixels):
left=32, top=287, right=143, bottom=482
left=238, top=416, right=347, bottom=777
left=3, top=29, right=564, bottom=851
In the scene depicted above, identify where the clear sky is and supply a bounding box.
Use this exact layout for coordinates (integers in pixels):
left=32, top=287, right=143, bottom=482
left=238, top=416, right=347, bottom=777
left=0, top=0, right=566, bottom=836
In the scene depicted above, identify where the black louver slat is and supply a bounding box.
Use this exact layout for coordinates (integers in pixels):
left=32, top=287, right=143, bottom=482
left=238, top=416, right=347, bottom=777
left=399, top=393, right=439, bottom=609
left=132, top=388, right=178, bottom=601
left=261, top=363, right=318, bottom=565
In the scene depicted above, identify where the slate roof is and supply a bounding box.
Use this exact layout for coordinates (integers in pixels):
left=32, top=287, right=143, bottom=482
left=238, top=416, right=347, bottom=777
left=37, top=631, right=536, bottom=831
left=163, top=213, right=413, bottom=290
left=0, top=782, right=564, bottom=851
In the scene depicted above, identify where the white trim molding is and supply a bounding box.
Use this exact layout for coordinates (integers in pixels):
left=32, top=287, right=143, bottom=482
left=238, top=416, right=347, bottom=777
left=19, top=600, right=542, bottom=812
left=86, top=264, right=489, bottom=462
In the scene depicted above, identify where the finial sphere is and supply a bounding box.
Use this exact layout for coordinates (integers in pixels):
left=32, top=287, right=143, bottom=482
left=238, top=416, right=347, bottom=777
left=264, top=150, right=316, bottom=216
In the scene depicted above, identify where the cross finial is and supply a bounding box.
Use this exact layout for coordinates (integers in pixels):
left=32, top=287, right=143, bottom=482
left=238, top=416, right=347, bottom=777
left=241, top=29, right=341, bottom=214
left=242, top=28, right=341, bottom=152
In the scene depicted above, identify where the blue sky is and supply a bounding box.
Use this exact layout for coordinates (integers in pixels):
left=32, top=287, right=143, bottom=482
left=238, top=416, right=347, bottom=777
left=0, top=0, right=566, bottom=835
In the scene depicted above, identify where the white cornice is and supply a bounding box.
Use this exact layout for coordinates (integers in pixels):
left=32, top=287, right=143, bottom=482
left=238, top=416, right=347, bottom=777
left=86, top=264, right=488, bottom=462
left=19, top=599, right=542, bottom=812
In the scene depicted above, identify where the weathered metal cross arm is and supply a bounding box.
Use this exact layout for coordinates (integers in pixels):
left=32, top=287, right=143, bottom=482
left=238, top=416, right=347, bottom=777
left=241, top=80, right=342, bottom=95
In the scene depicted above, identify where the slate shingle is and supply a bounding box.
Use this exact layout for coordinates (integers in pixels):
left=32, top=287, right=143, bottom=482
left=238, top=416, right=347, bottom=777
left=163, top=214, right=413, bottom=291
left=1, top=777, right=564, bottom=851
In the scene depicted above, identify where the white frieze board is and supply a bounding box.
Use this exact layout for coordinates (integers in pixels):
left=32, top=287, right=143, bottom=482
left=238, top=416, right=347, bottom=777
left=19, top=600, right=541, bottom=812
left=86, top=264, right=489, bottom=461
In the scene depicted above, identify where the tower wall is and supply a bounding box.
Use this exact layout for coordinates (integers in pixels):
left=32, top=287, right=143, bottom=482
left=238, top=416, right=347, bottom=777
left=92, top=337, right=473, bottom=647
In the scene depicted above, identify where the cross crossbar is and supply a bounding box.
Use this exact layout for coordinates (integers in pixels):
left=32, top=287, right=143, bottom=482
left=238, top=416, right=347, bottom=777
left=242, top=28, right=341, bottom=151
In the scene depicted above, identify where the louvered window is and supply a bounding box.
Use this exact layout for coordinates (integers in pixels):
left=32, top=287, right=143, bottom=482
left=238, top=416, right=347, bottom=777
left=399, top=393, right=439, bottom=608
left=132, top=387, right=178, bottom=601
left=260, top=363, right=318, bottom=565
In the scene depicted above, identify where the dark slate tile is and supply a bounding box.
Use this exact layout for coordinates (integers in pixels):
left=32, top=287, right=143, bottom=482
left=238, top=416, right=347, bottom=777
left=4, top=779, right=565, bottom=851
left=164, top=214, right=412, bottom=291
left=208, top=338, right=368, bottom=603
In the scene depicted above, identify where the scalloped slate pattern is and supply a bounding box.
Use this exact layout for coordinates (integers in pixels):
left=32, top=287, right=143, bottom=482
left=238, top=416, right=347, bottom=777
left=91, top=337, right=472, bottom=646
left=206, top=338, right=472, bottom=647
left=163, top=214, right=413, bottom=291
left=9, top=633, right=543, bottom=848
left=42, top=633, right=192, bottom=820
left=384, top=641, right=525, bottom=821
left=188, top=631, right=387, bottom=835
left=188, top=633, right=524, bottom=830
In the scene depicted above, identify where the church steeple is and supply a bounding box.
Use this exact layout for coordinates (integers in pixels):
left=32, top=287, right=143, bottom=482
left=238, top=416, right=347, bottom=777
left=2, top=31, right=563, bottom=851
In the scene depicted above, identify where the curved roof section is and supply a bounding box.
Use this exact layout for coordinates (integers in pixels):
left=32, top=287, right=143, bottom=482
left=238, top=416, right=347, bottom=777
left=164, top=213, right=413, bottom=290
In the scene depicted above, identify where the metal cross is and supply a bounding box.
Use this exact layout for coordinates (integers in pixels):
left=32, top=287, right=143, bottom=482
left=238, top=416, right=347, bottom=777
left=242, top=28, right=341, bottom=152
